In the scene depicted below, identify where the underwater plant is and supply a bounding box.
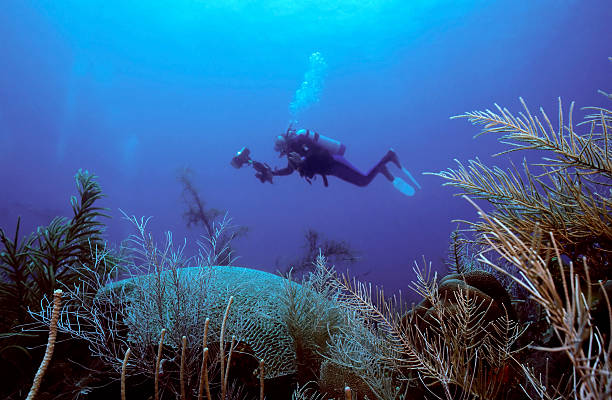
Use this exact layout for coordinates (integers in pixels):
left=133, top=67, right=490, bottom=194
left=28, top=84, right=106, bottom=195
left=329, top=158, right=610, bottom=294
left=0, top=170, right=109, bottom=331
left=280, top=257, right=347, bottom=384
left=598, top=58, right=612, bottom=100
left=32, top=213, right=299, bottom=398
left=421, top=57, right=612, bottom=399
left=317, top=255, right=522, bottom=400
left=470, top=198, right=612, bottom=399
left=280, top=228, right=359, bottom=278
left=178, top=167, right=247, bottom=266
left=0, top=170, right=116, bottom=399
left=429, top=89, right=612, bottom=281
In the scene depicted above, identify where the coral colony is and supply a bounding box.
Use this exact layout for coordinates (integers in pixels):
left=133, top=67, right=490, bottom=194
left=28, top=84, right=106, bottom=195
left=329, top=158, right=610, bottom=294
left=2, top=61, right=612, bottom=399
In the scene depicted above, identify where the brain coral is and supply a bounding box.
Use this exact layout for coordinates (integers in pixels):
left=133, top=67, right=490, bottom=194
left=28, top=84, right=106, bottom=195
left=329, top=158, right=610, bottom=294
left=101, top=265, right=298, bottom=379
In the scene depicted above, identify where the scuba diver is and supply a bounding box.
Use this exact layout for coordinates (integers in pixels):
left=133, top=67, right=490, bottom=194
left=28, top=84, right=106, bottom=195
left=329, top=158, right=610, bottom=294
left=231, top=125, right=421, bottom=196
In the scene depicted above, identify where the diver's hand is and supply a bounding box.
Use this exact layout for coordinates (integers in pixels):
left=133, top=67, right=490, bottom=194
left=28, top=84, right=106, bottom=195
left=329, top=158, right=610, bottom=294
left=287, top=152, right=303, bottom=169
left=252, top=161, right=273, bottom=184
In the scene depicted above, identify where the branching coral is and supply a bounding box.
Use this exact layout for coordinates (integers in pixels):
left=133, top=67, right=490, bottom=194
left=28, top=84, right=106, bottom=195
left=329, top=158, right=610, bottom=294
left=424, top=59, right=612, bottom=399
left=429, top=92, right=612, bottom=279
left=313, top=253, right=522, bottom=400
left=178, top=168, right=247, bottom=266
left=31, top=213, right=298, bottom=398
left=468, top=197, right=612, bottom=399
left=0, top=170, right=110, bottom=331
left=280, top=262, right=345, bottom=383
left=406, top=265, right=523, bottom=400
left=279, top=229, right=359, bottom=278
left=0, top=170, right=117, bottom=398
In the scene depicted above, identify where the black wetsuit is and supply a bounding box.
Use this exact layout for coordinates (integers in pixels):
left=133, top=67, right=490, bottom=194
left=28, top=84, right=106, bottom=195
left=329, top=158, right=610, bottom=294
left=272, top=132, right=396, bottom=187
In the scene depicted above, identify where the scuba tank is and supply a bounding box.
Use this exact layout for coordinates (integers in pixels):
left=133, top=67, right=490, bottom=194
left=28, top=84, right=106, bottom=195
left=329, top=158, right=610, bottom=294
left=295, top=128, right=346, bottom=156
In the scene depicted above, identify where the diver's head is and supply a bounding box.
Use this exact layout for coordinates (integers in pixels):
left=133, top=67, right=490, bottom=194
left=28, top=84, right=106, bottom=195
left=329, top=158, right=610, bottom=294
left=274, top=135, right=288, bottom=155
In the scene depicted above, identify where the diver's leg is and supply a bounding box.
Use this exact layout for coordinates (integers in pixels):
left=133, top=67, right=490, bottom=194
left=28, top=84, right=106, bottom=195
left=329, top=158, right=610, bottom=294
left=367, top=151, right=417, bottom=196
left=377, top=165, right=394, bottom=181
left=385, top=148, right=402, bottom=169
left=330, top=155, right=415, bottom=195
left=381, top=149, right=422, bottom=189
left=366, top=149, right=401, bottom=171
left=328, top=156, right=375, bottom=186
left=330, top=155, right=394, bottom=186
left=368, top=151, right=401, bottom=181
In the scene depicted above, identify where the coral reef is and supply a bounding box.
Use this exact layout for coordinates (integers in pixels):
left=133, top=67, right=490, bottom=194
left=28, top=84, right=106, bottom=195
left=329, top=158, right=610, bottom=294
left=0, top=170, right=110, bottom=332
left=103, top=265, right=298, bottom=380
left=178, top=167, right=248, bottom=266
left=31, top=214, right=299, bottom=398
left=439, top=269, right=516, bottom=321
left=423, top=59, right=612, bottom=399
left=280, top=228, right=359, bottom=280
left=0, top=170, right=119, bottom=399
left=430, top=95, right=611, bottom=280
left=15, top=57, right=612, bottom=400
left=474, top=200, right=612, bottom=399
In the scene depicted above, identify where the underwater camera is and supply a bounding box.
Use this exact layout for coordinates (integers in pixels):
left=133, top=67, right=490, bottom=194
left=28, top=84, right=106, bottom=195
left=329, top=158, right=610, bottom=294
left=231, top=147, right=273, bottom=184
left=230, top=147, right=251, bottom=169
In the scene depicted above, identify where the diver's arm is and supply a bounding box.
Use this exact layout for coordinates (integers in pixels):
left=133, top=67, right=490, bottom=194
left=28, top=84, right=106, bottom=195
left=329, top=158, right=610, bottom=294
left=272, top=164, right=295, bottom=176
left=273, top=151, right=303, bottom=176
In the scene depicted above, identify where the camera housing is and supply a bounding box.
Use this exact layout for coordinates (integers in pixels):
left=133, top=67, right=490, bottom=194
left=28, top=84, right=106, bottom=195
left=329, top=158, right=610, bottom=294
left=230, top=147, right=251, bottom=169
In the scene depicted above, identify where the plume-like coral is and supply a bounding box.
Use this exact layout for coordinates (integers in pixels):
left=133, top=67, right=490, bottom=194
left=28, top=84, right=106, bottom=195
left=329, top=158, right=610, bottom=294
left=429, top=94, right=612, bottom=278
left=469, top=197, right=612, bottom=399
left=31, top=214, right=297, bottom=398
left=315, top=253, right=521, bottom=400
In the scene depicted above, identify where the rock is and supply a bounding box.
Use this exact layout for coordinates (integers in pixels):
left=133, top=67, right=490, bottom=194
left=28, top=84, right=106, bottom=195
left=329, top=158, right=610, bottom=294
left=441, top=270, right=516, bottom=321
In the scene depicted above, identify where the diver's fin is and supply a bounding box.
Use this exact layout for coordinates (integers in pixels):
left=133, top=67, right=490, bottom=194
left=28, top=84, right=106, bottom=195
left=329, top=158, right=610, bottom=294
left=392, top=177, right=415, bottom=196
left=388, top=149, right=422, bottom=190
left=401, top=167, right=422, bottom=189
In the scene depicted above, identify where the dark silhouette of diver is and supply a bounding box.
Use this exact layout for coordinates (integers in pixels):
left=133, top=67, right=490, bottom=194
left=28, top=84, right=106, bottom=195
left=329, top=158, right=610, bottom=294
left=231, top=125, right=421, bottom=196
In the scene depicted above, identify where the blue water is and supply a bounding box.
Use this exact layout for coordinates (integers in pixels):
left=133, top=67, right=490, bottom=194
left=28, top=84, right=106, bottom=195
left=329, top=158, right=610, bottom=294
left=1, top=0, right=610, bottom=293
